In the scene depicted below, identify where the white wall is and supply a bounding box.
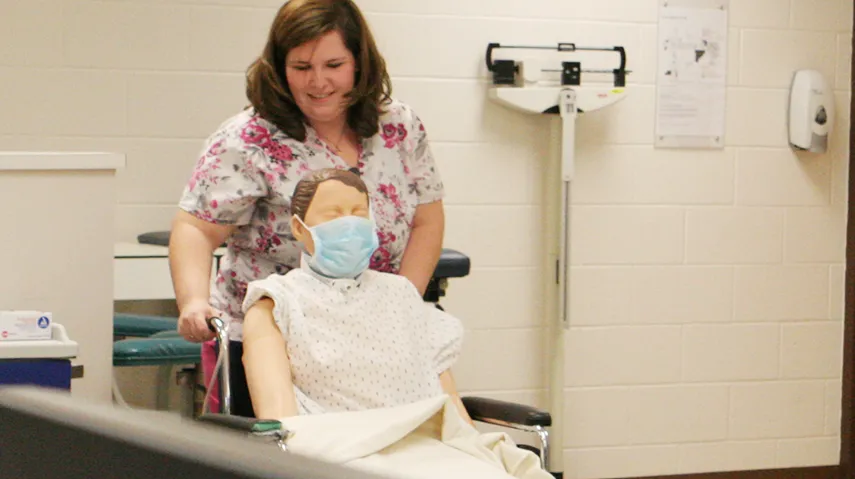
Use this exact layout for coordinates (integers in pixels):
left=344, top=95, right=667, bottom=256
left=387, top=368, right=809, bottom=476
left=0, top=0, right=851, bottom=477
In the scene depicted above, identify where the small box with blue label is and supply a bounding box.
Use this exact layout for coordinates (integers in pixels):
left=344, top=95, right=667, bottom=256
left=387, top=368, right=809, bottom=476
left=0, top=311, right=53, bottom=341
left=0, top=321, right=78, bottom=391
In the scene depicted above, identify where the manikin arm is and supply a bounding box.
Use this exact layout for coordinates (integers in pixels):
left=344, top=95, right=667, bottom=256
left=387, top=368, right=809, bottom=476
left=439, top=369, right=474, bottom=426
left=241, top=298, right=299, bottom=419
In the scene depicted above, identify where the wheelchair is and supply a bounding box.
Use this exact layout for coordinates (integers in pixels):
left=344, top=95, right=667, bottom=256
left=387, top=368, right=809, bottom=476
left=196, top=249, right=559, bottom=477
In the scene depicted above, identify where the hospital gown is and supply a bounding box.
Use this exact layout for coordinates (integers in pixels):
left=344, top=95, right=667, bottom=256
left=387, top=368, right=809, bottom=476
left=241, top=257, right=464, bottom=415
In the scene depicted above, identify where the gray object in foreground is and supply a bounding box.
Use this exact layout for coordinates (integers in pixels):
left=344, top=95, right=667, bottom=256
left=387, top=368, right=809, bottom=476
left=0, top=385, right=395, bottom=479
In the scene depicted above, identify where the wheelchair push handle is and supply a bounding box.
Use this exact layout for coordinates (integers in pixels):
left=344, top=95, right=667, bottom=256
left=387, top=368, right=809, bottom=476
left=206, top=316, right=226, bottom=335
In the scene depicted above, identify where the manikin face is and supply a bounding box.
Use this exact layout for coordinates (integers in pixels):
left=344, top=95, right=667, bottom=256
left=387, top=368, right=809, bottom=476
left=291, top=179, right=370, bottom=255
left=285, top=30, right=357, bottom=129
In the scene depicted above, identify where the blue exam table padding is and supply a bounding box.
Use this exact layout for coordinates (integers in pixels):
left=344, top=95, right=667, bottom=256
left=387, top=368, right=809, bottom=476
left=114, top=313, right=178, bottom=338
left=113, top=334, right=201, bottom=367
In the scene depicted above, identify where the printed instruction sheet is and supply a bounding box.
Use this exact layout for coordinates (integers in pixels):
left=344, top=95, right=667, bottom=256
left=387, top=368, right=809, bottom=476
left=655, top=1, right=728, bottom=148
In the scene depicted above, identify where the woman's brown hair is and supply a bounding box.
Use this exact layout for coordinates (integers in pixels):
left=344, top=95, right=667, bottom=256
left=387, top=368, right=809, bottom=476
left=246, top=0, right=392, bottom=142
left=291, top=168, right=369, bottom=220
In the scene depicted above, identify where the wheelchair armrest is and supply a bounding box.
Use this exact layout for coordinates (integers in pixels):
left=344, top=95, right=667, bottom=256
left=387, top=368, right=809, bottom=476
left=137, top=230, right=226, bottom=248
left=197, top=413, right=283, bottom=435
left=462, top=396, right=552, bottom=428
left=433, top=249, right=470, bottom=279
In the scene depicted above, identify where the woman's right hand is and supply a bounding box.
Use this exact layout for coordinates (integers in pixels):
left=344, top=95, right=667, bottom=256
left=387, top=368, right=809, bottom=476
left=169, top=210, right=236, bottom=343
left=177, top=298, right=221, bottom=342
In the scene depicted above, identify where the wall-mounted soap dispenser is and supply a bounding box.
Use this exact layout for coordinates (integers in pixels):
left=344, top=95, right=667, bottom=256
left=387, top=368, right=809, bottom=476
left=788, top=69, right=834, bottom=153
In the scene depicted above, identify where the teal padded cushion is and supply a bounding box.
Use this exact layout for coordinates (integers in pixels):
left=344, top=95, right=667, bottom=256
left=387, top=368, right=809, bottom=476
left=114, top=314, right=177, bottom=338
left=149, top=330, right=182, bottom=339
left=113, top=337, right=202, bottom=367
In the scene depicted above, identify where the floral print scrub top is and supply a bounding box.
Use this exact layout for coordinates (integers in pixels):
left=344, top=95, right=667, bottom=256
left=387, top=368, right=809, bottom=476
left=179, top=99, right=445, bottom=340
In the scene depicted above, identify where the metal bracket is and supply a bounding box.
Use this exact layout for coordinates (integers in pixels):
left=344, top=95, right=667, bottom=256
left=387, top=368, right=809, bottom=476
left=253, top=427, right=293, bottom=453
left=558, top=89, right=577, bottom=182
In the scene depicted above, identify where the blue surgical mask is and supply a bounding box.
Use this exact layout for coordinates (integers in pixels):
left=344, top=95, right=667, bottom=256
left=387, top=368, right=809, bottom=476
left=297, top=215, right=379, bottom=278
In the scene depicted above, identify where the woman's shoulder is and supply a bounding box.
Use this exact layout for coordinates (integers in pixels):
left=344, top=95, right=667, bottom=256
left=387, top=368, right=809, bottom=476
left=206, top=107, right=300, bottom=151
left=378, top=98, right=425, bottom=127
left=375, top=98, right=429, bottom=149
left=206, top=108, right=254, bottom=141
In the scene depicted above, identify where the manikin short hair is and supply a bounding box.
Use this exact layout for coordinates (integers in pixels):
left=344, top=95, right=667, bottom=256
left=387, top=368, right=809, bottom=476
left=290, top=168, right=369, bottom=221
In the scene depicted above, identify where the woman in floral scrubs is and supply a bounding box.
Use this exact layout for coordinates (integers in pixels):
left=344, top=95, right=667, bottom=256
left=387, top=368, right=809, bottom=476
left=169, top=0, right=446, bottom=412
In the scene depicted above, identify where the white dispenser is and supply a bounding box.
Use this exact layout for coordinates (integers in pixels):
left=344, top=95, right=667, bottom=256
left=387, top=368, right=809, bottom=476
left=788, top=69, right=834, bottom=153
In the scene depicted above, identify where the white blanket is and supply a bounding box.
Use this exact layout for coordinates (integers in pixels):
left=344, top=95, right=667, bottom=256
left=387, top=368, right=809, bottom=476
left=277, top=395, right=553, bottom=479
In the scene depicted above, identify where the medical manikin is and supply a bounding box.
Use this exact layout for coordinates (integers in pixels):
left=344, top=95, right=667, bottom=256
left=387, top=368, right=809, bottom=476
left=239, top=168, right=551, bottom=479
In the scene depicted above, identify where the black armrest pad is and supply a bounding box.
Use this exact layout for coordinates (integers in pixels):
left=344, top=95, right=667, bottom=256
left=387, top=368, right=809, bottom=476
left=434, top=249, right=471, bottom=279
left=462, top=396, right=551, bottom=428
left=137, top=231, right=171, bottom=247
left=197, top=414, right=282, bottom=434
left=138, top=230, right=226, bottom=248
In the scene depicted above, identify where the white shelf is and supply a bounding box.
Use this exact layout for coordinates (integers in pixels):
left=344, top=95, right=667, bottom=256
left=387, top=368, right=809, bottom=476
left=0, top=151, right=125, bottom=171
left=0, top=323, right=78, bottom=359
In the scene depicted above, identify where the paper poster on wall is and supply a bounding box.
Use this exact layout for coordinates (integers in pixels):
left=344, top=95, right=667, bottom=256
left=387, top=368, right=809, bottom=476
left=655, top=0, right=728, bottom=149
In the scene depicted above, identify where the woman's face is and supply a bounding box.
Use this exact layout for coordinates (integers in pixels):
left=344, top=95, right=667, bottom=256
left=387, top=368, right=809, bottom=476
left=285, top=30, right=356, bottom=129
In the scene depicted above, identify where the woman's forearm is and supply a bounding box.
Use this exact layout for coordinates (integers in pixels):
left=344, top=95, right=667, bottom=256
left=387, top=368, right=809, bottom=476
left=398, top=201, right=445, bottom=296
left=169, top=210, right=233, bottom=310
left=242, top=300, right=299, bottom=419
left=169, top=227, right=214, bottom=310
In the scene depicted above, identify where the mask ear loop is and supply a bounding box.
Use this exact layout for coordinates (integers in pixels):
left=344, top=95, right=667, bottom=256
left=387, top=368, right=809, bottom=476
left=366, top=201, right=381, bottom=252
left=293, top=214, right=315, bottom=257
left=367, top=204, right=376, bottom=224
left=367, top=201, right=382, bottom=235
left=294, top=214, right=309, bottom=230
left=367, top=190, right=381, bottom=225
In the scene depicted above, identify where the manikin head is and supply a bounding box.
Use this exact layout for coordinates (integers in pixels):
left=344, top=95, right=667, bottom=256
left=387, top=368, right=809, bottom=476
left=289, top=168, right=378, bottom=277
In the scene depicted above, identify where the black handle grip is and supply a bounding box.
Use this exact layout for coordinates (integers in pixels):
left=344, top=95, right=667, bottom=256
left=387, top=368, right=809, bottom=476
left=614, top=46, right=626, bottom=71
left=206, top=316, right=223, bottom=333
left=486, top=42, right=500, bottom=71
